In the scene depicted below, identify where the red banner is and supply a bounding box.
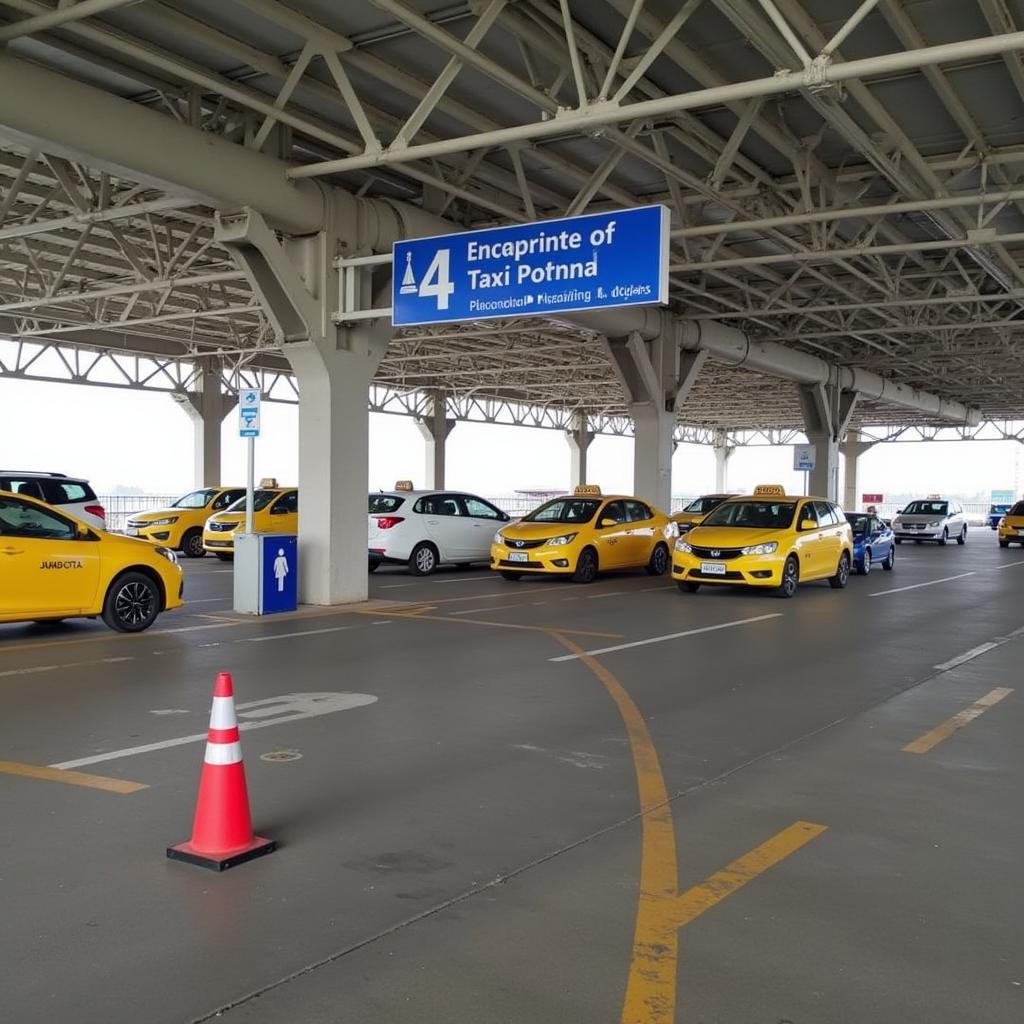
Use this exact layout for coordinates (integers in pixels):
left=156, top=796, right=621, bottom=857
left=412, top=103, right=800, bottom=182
left=861, top=493, right=884, bottom=504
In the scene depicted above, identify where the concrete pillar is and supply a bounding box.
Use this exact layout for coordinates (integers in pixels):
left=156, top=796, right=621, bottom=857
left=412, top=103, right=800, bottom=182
left=604, top=330, right=706, bottom=511
left=839, top=430, right=876, bottom=510
left=415, top=391, right=456, bottom=489
left=798, top=382, right=859, bottom=502
left=172, top=360, right=236, bottom=487
left=712, top=428, right=734, bottom=492
left=565, top=414, right=594, bottom=489
left=216, top=207, right=389, bottom=606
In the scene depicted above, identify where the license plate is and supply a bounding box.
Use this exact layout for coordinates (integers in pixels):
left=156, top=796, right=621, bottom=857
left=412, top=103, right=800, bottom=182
left=700, top=561, right=727, bottom=575
left=508, top=552, right=528, bottom=563
left=126, top=527, right=138, bottom=536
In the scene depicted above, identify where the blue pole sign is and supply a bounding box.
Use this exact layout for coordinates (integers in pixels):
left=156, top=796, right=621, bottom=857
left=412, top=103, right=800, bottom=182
left=392, top=206, right=669, bottom=327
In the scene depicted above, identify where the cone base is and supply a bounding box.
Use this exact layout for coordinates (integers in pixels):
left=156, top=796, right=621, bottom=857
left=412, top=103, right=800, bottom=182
left=166, top=835, right=276, bottom=872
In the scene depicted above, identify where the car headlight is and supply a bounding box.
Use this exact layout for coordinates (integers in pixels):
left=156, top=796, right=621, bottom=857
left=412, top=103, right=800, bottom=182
left=155, top=547, right=179, bottom=565
left=493, top=530, right=505, bottom=544
left=547, top=533, right=577, bottom=546
left=741, top=541, right=778, bottom=555
left=674, top=539, right=692, bottom=553
left=928, top=520, right=940, bottom=527
left=147, top=517, right=178, bottom=527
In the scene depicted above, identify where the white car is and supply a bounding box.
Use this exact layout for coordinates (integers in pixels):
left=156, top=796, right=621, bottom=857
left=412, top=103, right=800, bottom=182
left=0, top=470, right=106, bottom=529
left=368, top=485, right=512, bottom=574
left=892, top=497, right=967, bottom=545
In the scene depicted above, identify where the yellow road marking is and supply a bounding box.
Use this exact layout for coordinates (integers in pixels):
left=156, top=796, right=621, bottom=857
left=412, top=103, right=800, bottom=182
left=0, top=760, right=148, bottom=794
left=902, top=687, right=1014, bottom=754
left=549, top=633, right=679, bottom=1024
left=668, top=821, right=828, bottom=928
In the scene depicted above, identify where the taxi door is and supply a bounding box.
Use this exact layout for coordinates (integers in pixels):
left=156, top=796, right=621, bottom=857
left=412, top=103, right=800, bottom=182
left=815, top=501, right=844, bottom=574
left=623, top=500, right=657, bottom=566
left=794, top=500, right=825, bottom=579
left=593, top=500, right=631, bottom=569
left=0, top=496, right=101, bottom=617
left=267, top=490, right=298, bottom=534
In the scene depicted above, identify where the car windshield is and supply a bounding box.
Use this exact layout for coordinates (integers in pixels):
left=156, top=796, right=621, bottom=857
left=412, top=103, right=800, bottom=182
left=226, top=489, right=278, bottom=513
left=524, top=497, right=601, bottom=524
left=990, top=504, right=1011, bottom=514
left=902, top=500, right=948, bottom=516
left=682, top=495, right=725, bottom=514
left=845, top=513, right=870, bottom=533
left=1009, top=501, right=1024, bottom=516
left=701, top=500, right=797, bottom=529
left=172, top=488, right=217, bottom=509
left=369, top=495, right=405, bottom=514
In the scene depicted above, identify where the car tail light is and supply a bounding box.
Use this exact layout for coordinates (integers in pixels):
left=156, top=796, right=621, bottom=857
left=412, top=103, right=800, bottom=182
left=374, top=516, right=405, bottom=529
left=84, top=504, right=106, bottom=521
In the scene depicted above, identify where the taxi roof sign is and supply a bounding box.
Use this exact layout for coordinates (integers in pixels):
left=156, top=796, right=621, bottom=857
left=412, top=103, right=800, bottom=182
left=753, top=484, right=787, bottom=497
left=395, top=480, right=414, bottom=491
left=573, top=484, right=602, bottom=496
left=259, top=477, right=278, bottom=488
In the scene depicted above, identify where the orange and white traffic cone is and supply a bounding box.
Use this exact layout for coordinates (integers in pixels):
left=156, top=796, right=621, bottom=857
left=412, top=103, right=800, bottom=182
left=167, top=672, right=275, bottom=871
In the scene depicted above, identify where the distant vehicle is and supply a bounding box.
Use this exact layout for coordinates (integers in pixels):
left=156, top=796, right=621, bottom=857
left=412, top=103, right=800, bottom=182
left=844, top=512, right=895, bottom=574
left=997, top=500, right=1024, bottom=547
left=203, top=481, right=297, bottom=560
left=369, top=483, right=511, bottom=575
left=988, top=503, right=1012, bottom=530
left=126, top=486, right=245, bottom=557
left=0, top=471, right=105, bottom=530
left=492, top=485, right=673, bottom=583
left=892, top=497, right=966, bottom=545
left=0, top=489, right=182, bottom=632
left=671, top=493, right=736, bottom=534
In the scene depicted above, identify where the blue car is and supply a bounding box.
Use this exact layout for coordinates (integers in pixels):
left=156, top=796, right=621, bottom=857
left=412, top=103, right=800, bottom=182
left=988, top=503, right=1011, bottom=529
left=844, top=512, right=895, bottom=574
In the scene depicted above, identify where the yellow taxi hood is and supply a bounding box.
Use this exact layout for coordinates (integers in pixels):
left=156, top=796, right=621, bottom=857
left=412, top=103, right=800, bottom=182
left=501, top=520, right=583, bottom=540
left=1003, top=514, right=1024, bottom=525
left=671, top=511, right=704, bottom=524
left=686, top=525, right=786, bottom=547
left=130, top=507, right=181, bottom=522
left=209, top=510, right=244, bottom=525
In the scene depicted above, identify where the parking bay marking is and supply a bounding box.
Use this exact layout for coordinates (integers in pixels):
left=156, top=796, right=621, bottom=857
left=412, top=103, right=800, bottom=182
left=548, top=613, right=783, bottom=662
left=934, top=641, right=1002, bottom=671
left=0, top=761, right=148, bottom=794
left=238, top=626, right=350, bottom=643
left=49, top=691, right=378, bottom=770
left=0, top=655, right=133, bottom=678
left=902, top=687, right=1014, bottom=754
left=868, top=572, right=975, bottom=597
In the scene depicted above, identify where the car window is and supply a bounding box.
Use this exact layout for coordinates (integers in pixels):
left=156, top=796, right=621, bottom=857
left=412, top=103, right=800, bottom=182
left=845, top=513, right=868, bottom=533
left=464, top=497, right=501, bottom=520
left=53, top=480, right=94, bottom=503
left=8, top=479, right=47, bottom=501
left=813, top=501, right=837, bottom=526
left=1010, top=501, right=1024, bottom=516
left=173, top=488, right=218, bottom=509
left=271, top=491, right=298, bottom=515
left=524, top=498, right=601, bottom=524
left=370, top=495, right=405, bottom=514
left=0, top=496, right=76, bottom=539
left=800, top=502, right=820, bottom=528
left=902, top=500, right=948, bottom=516
left=702, top=500, right=797, bottom=529
left=624, top=500, right=651, bottom=523
left=600, top=501, right=628, bottom=525
left=872, top=517, right=886, bottom=533
left=214, top=489, right=246, bottom=510
left=227, top=489, right=279, bottom=513
left=683, top=496, right=724, bottom=514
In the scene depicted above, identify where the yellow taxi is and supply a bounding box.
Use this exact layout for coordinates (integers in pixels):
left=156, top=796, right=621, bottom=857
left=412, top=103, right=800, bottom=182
left=202, top=480, right=297, bottom=559
left=671, top=493, right=736, bottom=535
left=0, top=489, right=183, bottom=632
left=671, top=485, right=853, bottom=598
left=490, top=485, right=674, bottom=583
left=997, top=499, right=1024, bottom=547
left=126, top=486, right=245, bottom=558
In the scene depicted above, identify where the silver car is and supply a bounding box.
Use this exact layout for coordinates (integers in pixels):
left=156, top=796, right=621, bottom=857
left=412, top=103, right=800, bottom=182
left=892, top=498, right=966, bottom=545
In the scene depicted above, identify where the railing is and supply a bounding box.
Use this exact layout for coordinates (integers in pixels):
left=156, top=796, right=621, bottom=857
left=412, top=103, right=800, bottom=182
left=98, top=494, right=177, bottom=533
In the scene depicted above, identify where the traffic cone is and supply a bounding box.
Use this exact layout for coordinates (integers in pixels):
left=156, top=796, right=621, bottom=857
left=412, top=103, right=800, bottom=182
left=167, top=672, right=275, bottom=871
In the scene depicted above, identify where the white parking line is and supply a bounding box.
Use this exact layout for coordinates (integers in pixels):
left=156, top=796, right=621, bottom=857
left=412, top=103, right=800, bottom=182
left=0, top=656, right=133, bottom=678
left=868, top=572, right=975, bottom=597
left=549, top=614, right=783, bottom=662
left=238, top=626, right=350, bottom=643
left=995, top=559, right=1024, bottom=570
left=934, top=641, right=1001, bottom=672
left=586, top=590, right=626, bottom=599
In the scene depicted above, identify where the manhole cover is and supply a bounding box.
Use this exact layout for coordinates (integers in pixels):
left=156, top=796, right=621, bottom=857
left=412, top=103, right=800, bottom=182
left=260, top=749, right=303, bottom=762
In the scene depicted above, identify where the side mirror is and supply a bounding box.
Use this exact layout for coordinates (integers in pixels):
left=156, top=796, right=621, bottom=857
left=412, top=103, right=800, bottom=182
left=599, top=517, right=616, bottom=529
left=800, top=519, right=817, bottom=531
left=500, top=512, right=511, bottom=522
left=75, top=523, right=91, bottom=539
left=896, top=508, right=903, bottom=514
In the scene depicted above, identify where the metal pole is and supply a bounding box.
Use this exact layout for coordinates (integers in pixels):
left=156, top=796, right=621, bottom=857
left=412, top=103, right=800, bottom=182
left=246, top=436, right=255, bottom=535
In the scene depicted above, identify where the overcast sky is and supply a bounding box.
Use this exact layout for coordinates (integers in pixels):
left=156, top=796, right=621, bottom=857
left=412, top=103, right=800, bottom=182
left=3, top=377, right=1021, bottom=505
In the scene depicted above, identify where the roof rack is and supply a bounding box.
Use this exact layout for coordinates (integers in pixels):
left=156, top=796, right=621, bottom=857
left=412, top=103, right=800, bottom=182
left=0, top=470, right=68, bottom=477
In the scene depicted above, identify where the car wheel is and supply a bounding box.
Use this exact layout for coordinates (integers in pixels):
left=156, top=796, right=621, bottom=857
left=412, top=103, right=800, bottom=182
left=409, top=542, right=438, bottom=576
left=216, top=552, right=233, bottom=561
left=938, top=528, right=948, bottom=546
left=999, top=539, right=1010, bottom=548
left=645, top=543, right=669, bottom=576
left=180, top=529, right=206, bottom=558
left=957, top=526, right=966, bottom=545
left=857, top=548, right=871, bottom=575
left=500, top=571, right=522, bottom=581
left=883, top=546, right=895, bottom=570
left=102, top=572, right=161, bottom=633
left=678, top=581, right=700, bottom=593
left=829, top=552, right=850, bottom=589
left=572, top=546, right=599, bottom=584
left=777, top=556, right=799, bottom=598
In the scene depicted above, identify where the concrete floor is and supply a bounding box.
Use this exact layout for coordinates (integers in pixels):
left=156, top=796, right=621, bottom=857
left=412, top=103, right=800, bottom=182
left=1, top=540, right=1022, bottom=1023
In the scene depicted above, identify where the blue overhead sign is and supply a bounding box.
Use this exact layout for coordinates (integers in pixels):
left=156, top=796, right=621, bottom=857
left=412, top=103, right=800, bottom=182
left=392, top=206, right=669, bottom=327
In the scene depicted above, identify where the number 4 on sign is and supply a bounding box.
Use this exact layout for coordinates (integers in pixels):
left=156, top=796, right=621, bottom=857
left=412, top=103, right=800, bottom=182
left=418, top=249, right=454, bottom=310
